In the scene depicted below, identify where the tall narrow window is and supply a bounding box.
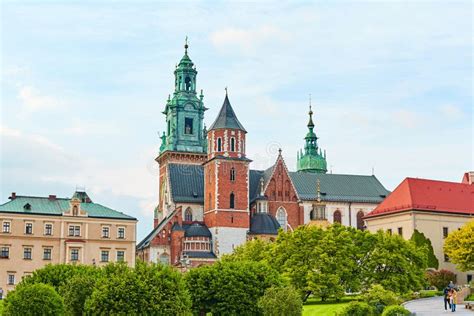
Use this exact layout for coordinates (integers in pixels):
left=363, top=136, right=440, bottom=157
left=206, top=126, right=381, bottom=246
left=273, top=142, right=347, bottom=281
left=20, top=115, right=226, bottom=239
left=117, top=251, right=125, bottom=262
left=1, top=247, right=9, bottom=258
left=185, top=208, right=193, bottom=222
left=230, top=192, right=235, bottom=209
left=185, top=77, right=192, bottom=91
left=333, top=210, right=342, bottom=224
left=443, top=227, right=449, bottom=239
left=73, top=205, right=78, bottom=216
left=117, top=227, right=125, bottom=239
left=2, top=221, right=10, bottom=233
left=217, top=138, right=222, bottom=151
left=44, top=223, right=53, bottom=236
left=25, top=223, right=33, bottom=235
left=230, top=137, right=235, bottom=152
left=70, top=249, right=79, bottom=261
left=356, top=211, right=365, bottom=230
left=167, top=120, right=171, bottom=135
left=102, top=226, right=110, bottom=238
left=230, top=168, right=235, bottom=182
left=23, top=248, right=32, bottom=260
left=398, top=227, right=403, bottom=236
left=43, top=248, right=52, bottom=260
left=101, top=250, right=109, bottom=262
left=184, top=117, right=193, bottom=134
left=277, top=207, right=287, bottom=231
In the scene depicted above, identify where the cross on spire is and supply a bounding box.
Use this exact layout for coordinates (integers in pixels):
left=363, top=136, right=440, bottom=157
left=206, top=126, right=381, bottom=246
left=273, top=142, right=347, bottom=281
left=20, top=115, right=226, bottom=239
left=184, top=36, right=189, bottom=54
left=225, top=86, right=228, bottom=96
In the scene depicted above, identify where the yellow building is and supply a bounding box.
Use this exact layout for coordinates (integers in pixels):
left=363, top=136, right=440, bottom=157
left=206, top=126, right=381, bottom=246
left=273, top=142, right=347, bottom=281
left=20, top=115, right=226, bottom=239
left=0, top=190, right=137, bottom=297
left=365, top=173, right=474, bottom=285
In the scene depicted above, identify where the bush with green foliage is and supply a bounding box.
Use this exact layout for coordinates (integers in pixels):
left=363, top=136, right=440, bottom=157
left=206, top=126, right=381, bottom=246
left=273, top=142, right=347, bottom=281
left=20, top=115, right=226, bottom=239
left=362, top=284, right=400, bottom=315
left=3, top=283, right=64, bottom=316
left=85, top=261, right=191, bottom=315
left=381, top=305, right=410, bottom=316
left=410, top=229, right=439, bottom=269
left=60, top=274, right=98, bottom=316
left=337, top=301, right=375, bottom=316
left=425, top=269, right=456, bottom=290
left=20, top=263, right=99, bottom=292
left=186, top=260, right=283, bottom=315
left=444, top=221, right=474, bottom=271
left=257, top=286, right=302, bottom=316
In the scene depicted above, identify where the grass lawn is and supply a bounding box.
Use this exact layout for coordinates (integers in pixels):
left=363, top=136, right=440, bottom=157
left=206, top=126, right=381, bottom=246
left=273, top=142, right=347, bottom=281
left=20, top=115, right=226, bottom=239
left=303, top=296, right=357, bottom=316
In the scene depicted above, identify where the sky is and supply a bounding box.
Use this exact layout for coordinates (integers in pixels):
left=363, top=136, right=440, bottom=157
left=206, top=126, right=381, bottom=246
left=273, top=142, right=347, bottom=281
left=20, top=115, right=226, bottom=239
left=1, top=1, right=472, bottom=241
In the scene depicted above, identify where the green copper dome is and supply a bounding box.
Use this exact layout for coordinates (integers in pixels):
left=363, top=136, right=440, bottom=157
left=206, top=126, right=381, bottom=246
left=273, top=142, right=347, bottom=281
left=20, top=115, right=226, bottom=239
left=297, top=102, right=328, bottom=173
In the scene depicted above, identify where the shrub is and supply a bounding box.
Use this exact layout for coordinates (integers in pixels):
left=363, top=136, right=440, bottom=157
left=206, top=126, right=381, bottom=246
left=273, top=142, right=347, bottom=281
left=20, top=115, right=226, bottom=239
left=410, top=229, right=439, bottom=269
left=257, top=286, right=302, bottom=316
left=85, top=261, right=191, bottom=315
left=3, top=283, right=64, bottom=316
left=381, top=305, right=410, bottom=316
left=425, top=269, right=456, bottom=290
left=362, top=284, right=400, bottom=315
left=338, top=301, right=375, bottom=316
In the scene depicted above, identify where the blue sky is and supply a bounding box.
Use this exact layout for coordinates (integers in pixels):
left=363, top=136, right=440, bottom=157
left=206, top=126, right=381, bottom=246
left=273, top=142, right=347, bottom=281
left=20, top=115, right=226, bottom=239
left=1, top=1, right=472, bottom=240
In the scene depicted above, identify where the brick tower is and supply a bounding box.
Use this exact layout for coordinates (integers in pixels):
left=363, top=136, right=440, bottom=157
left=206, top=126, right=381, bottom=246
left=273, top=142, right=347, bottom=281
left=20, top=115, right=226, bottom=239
left=204, top=91, right=250, bottom=255
left=155, top=39, right=208, bottom=224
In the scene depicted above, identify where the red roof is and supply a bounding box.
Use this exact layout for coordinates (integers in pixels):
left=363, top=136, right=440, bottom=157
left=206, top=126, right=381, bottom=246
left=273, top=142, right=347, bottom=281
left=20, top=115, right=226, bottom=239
left=365, top=177, right=474, bottom=218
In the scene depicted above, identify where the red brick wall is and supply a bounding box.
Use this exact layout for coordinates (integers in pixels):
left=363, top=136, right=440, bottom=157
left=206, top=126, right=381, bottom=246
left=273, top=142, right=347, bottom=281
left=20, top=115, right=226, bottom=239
left=216, top=160, right=248, bottom=211
left=207, top=129, right=246, bottom=159
left=204, top=211, right=249, bottom=228
left=265, top=157, right=303, bottom=229
left=170, top=229, right=184, bottom=265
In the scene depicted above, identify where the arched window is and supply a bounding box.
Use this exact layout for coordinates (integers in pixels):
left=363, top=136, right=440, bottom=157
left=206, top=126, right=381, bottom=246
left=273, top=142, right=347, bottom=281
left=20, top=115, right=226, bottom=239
left=73, top=205, right=78, bottom=216
left=217, top=138, right=222, bottom=152
left=185, top=77, right=191, bottom=91
left=357, top=211, right=365, bottom=230
left=277, top=207, right=287, bottom=231
left=230, top=192, right=235, bottom=209
left=230, top=167, right=235, bottom=182
left=184, top=207, right=193, bottom=222
left=230, top=137, right=235, bottom=152
left=333, top=210, right=342, bottom=224
left=159, top=253, right=169, bottom=265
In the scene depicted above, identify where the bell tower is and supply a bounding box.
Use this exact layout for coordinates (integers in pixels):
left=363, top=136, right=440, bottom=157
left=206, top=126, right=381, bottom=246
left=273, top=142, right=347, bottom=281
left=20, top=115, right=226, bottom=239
left=204, top=91, right=251, bottom=256
left=156, top=39, right=208, bottom=224
left=160, top=38, right=208, bottom=154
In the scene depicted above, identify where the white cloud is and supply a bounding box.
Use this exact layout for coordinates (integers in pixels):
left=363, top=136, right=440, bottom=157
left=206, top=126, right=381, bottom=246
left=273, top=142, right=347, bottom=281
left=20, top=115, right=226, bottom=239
left=210, top=25, right=290, bottom=54
left=18, top=85, right=62, bottom=112
left=392, top=109, right=419, bottom=128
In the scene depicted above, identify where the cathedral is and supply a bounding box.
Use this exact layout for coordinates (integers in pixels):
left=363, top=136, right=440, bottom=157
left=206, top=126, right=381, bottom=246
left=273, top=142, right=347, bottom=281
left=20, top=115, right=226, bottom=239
left=136, top=41, right=390, bottom=267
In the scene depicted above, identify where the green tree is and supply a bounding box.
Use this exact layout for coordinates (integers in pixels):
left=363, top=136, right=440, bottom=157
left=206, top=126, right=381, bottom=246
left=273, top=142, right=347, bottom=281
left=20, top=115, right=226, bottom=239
left=444, top=221, right=474, bottom=271
left=362, top=231, right=427, bottom=293
left=85, top=261, right=191, bottom=315
left=257, top=286, right=302, bottom=316
left=3, top=283, right=64, bottom=316
left=60, top=274, right=97, bottom=316
left=222, top=238, right=273, bottom=263
left=362, top=284, right=400, bottom=315
left=425, top=269, right=456, bottom=290
left=270, top=225, right=326, bottom=300
left=186, top=261, right=283, bottom=315
left=20, top=264, right=99, bottom=292
left=410, top=229, right=439, bottom=269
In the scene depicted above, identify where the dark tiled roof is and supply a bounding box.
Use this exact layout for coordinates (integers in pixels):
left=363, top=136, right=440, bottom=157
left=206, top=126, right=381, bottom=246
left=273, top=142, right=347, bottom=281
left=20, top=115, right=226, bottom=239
left=0, top=193, right=135, bottom=220
left=209, top=95, right=246, bottom=132
left=249, top=213, right=280, bottom=235
left=184, top=251, right=217, bottom=259
left=289, top=172, right=390, bottom=203
left=168, top=164, right=204, bottom=203
left=184, top=222, right=212, bottom=237
left=249, top=170, right=265, bottom=203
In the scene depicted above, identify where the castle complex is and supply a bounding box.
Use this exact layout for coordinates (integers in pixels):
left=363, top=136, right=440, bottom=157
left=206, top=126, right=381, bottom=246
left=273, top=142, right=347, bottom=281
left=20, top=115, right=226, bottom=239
left=136, top=41, right=390, bottom=266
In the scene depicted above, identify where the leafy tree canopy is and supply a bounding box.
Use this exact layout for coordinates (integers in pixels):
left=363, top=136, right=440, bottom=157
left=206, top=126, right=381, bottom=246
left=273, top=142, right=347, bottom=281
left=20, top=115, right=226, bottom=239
left=257, top=286, right=302, bottom=316
left=410, top=229, right=439, bottom=269
left=3, top=283, right=64, bottom=316
left=444, top=221, right=474, bottom=271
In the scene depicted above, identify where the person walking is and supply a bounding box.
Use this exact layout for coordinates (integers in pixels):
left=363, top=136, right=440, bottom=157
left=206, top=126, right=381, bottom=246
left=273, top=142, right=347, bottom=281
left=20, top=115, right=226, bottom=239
left=451, top=289, right=457, bottom=312
left=444, top=287, right=451, bottom=311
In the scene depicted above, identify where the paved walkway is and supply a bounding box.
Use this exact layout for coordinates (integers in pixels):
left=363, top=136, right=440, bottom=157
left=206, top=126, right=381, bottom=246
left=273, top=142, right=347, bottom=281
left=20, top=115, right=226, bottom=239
left=404, top=296, right=473, bottom=316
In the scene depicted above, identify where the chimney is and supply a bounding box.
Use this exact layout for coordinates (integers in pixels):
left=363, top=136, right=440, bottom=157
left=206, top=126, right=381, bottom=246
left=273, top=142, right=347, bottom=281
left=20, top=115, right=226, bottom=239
left=48, top=195, right=56, bottom=201
left=9, top=192, right=16, bottom=200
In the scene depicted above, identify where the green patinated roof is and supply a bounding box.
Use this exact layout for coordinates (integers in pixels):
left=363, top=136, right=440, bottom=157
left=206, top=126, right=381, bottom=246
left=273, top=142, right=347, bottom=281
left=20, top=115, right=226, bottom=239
left=0, top=193, right=136, bottom=220
left=289, top=172, right=390, bottom=203
left=209, top=95, right=246, bottom=132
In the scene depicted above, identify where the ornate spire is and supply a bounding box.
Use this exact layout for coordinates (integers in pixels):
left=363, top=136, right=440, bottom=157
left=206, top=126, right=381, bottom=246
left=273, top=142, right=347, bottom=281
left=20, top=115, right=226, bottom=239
left=184, top=36, right=189, bottom=55
left=296, top=95, right=328, bottom=174
left=308, top=94, right=314, bottom=128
